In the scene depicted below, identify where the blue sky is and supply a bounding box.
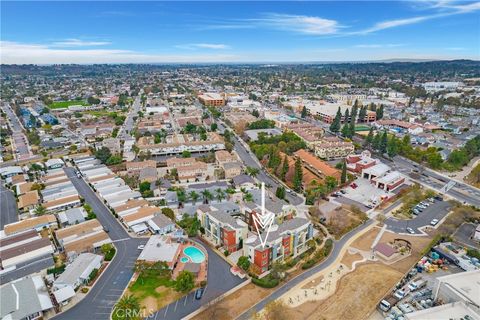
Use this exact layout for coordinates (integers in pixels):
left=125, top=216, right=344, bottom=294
left=1, top=1, right=479, bottom=64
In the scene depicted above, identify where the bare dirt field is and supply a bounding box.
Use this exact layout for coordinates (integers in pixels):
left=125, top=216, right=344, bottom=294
left=351, top=226, right=381, bottom=251
left=340, top=251, right=364, bottom=269
left=286, top=263, right=403, bottom=320
left=193, top=283, right=271, bottom=320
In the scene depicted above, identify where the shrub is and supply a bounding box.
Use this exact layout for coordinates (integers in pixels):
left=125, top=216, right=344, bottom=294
left=252, top=276, right=279, bottom=288
left=104, top=247, right=116, bottom=261
left=81, top=287, right=89, bottom=293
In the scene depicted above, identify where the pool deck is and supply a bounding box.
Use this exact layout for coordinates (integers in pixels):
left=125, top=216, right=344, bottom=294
left=172, top=241, right=207, bottom=284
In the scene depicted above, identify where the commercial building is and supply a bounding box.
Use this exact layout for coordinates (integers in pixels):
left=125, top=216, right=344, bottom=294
left=0, top=275, right=54, bottom=320
left=305, top=102, right=376, bottom=123
left=198, top=92, right=225, bottom=107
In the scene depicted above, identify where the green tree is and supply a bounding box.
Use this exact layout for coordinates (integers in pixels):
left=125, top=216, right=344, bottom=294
left=340, top=161, right=347, bottom=184
left=175, top=271, right=195, bottom=292
left=329, top=107, right=342, bottom=133
left=376, top=105, right=384, bottom=120
left=280, top=155, right=289, bottom=181
left=325, top=176, right=338, bottom=192
left=341, top=123, right=350, bottom=138
left=237, top=256, right=251, bottom=272
left=365, top=127, right=374, bottom=147
left=379, top=130, right=388, bottom=154
left=210, top=123, right=218, bottom=132
left=201, top=190, right=213, bottom=204
left=34, top=205, right=46, bottom=215
left=114, top=295, right=140, bottom=320
left=182, top=150, right=191, bottom=158
left=139, top=181, right=151, bottom=193
left=387, top=136, right=399, bottom=158
left=275, top=186, right=286, bottom=199
left=293, top=158, right=303, bottom=192
left=189, top=191, right=199, bottom=204
left=301, top=106, right=308, bottom=118
left=161, top=207, right=175, bottom=220
left=246, top=166, right=259, bottom=178
left=95, top=147, right=112, bottom=164
left=215, top=188, right=225, bottom=202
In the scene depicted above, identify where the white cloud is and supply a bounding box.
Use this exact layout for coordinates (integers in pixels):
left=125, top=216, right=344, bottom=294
left=354, top=43, right=406, bottom=48
left=176, top=43, right=230, bottom=50
left=256, top=13, right=341, bottom=35
left=356, top=1, right=480, bottom=34
left=0, top=41, right=236, bottom=64
left=51, top=38, right=111, bottom=47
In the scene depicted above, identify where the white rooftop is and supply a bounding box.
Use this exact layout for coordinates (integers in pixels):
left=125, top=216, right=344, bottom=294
left=363, top=163, right=391, bottom=177
left=137, top=235, right=180, bottom=263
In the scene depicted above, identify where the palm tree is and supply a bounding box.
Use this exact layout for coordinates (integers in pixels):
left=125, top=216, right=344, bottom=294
left=201, top=190, right=213, bottom=204
left=246, top=166, right=259, bottom=178
left=215, top=188, right=225, bottom=202
left=189, top=191, right=199, bottom=204
left=243, top=192, right=254, bottom=202
left=115, top=295, right=141, bottom=320
left=34, top=205, right=46, bottom=215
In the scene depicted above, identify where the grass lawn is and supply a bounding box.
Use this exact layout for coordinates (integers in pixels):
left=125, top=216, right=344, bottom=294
left=83, top=110, right=111, bottom=117
left=121, top=271, right=184, bottom=317
left=48, top=100, right=89, bottom=109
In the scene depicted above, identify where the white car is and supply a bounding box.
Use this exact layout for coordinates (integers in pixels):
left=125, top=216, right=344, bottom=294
left=430, top=219, right=439, bottom=226
left=137, top=245, right=145, bottom=250
left=406, top=227, right=415, bottom=234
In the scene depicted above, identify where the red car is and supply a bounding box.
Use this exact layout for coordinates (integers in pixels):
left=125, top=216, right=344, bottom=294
left=350, top=183, right=358, bottom=189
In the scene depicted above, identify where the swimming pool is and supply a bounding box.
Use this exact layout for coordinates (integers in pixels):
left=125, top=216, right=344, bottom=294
left=180, top=257, right=189, bottom=263
left=183, top=246, right=206, bottom=263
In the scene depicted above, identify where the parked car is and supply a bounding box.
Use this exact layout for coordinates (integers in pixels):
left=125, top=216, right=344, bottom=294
left=366, top=204, right=374, bottom=209
left=195, top=287, right=205, bottom=300
left=394, top=289, right=406, bottom=300
left=415, top=206, right=423, bottom=212
left=412, top=209, right=420, bottom=215
left=406, top=227, right=415, bottom=234
left=435, top=195, right=444, bottom=201
left=350, top=183, right=358, bottom=189
left=137, top=245, right=145, bottom=250
left=340, top=189, right=347, bottom=194
left=103, top=227, right=110, bottom=233
left=430, top=219, right=439, bottom=226
left=428, top=197, right=435, bottom=203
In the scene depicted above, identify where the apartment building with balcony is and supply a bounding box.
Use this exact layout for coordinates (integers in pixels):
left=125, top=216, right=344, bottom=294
left=314, top=137, right=355, bottom=160
left=243, top=217, right=313, bottom=274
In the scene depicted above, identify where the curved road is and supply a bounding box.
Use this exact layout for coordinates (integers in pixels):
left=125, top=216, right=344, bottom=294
left=237, top=219, right=375, bottom=319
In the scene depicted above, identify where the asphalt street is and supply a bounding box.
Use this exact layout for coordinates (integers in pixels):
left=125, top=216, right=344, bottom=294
left=237, top=219, right=375, bottom=320
left=385, top=199, right=452, bottom=234
left=55, top=168, right=146, bottom=320
left=392, top=156, right=480, bottom=208
left=151, top=239, right=246, bottom=320
left=0, top=254, right=54, bottom=284
left=219, top=121, right=303, bottom=206
left=0, top=184, right=18, bottom=229
left=2, top=103, right=32, bottom=160
left=118, top=96, right=141, bottom=140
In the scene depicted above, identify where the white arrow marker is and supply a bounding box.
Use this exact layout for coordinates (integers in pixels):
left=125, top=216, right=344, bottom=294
left=252, top=182, right=276, bottom=248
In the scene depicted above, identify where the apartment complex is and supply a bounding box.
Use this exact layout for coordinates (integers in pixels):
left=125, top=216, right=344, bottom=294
left=306, top=103, right=376, bottom=123
left=314, top=137, right=355, bottom=160
left=285, top=123, right=325, bottom=149
left=244, top=218, right=313, bottom=274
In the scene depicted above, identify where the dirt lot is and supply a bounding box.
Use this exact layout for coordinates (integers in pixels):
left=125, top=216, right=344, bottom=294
left=350, top=226, right=381, bottom=251
left=193, top=283, right=271, bottom=320
left=285, top=263, right=403, bottom=320
left=340, top=251, right=364, bottom=269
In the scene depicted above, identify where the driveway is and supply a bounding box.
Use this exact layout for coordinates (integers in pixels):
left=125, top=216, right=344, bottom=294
left=0, top=184, right=18, bottom=229
left=385, top=200, right=452, bottom=234
left=152, top=238, right=246, bottom=320
left=55, top=168, right=147, bottom=320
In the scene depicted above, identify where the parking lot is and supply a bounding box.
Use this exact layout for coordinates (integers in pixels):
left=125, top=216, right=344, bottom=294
left=335, top=178, right=394, bottom=210
left=386, top=200, right=452, bottom=235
